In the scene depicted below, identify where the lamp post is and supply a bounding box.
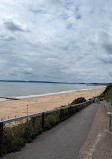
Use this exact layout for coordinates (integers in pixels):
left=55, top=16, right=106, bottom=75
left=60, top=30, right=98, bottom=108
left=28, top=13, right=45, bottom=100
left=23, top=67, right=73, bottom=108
left=27, top=104, right=29, bottom=116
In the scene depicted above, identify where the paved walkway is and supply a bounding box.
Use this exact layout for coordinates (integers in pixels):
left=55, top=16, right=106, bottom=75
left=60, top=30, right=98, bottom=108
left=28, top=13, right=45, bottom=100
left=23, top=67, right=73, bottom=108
left=77, top=102, right=112, bottom=159
left=2, top=103, right=98, bottom=159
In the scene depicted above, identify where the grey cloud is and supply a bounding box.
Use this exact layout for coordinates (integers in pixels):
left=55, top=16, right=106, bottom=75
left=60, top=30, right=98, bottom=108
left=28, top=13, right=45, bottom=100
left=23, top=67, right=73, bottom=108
left=30, top=9, right=46, bottom=14
left=109, top=71, right=112, bottom=76
left=100, top=56, right=112, bottom=64
left=76, top=15, right=82, bottom=20
left=103, top=43, right=112, bottom=54
left=4, top=19, right=30, bottom=32
left=2, top=36, right=15, bottom=41
left=75, top=6, right=82, bottom=20
left=45, top=0, right=64, bottom=6
left=0, top=34, right=15, bottom=41
left=0, top=0, right=112, bottom=82
left=23, top=68, right=34, bottom=75
left=98, top=31, right=112, bottom=54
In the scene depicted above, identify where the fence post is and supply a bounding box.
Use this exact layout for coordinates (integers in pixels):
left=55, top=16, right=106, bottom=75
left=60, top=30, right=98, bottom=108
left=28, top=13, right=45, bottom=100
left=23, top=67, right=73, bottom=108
left=60, top=109, right=62, bottom=121
left=68, top=106, right=72, bottom=116
left=0, top=122, right=3, bottom=156
left=42, top=112, right=45, bottom=131
left=60, top=108, right=64, bottom=121
left=108, top=115, right=111, bottom=131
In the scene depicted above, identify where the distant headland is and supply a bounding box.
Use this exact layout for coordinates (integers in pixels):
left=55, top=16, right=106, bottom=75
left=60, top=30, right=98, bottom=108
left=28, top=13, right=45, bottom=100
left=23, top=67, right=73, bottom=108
left=0, top=80, right=110, bottom=85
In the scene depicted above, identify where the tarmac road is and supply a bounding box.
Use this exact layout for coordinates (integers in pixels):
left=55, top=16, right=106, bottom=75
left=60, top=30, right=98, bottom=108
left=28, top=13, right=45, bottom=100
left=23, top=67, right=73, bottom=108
left=2, top=103, right=98, bottom=159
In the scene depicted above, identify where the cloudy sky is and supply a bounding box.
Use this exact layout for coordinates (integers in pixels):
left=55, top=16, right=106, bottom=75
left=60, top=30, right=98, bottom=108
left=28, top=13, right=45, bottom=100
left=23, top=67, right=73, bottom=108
left=0, top=0, right=112, bottom=83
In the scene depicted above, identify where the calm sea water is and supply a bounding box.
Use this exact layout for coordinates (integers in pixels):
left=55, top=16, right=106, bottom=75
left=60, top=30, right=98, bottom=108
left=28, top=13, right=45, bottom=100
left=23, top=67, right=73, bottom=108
left=0, top=82, right=105, bottom=100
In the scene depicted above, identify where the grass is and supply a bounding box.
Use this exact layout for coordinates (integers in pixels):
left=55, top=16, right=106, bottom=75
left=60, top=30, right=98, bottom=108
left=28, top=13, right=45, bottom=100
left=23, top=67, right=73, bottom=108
left=100, top=84, right=112, bottom=131
left=100, top=84, right=112, bottom=104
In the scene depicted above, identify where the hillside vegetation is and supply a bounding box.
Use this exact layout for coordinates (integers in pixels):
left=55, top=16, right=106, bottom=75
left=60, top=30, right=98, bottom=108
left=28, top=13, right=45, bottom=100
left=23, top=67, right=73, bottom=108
left=70, top=97, right=86, bottom=105
left=100, top=84, right=112, bottom=104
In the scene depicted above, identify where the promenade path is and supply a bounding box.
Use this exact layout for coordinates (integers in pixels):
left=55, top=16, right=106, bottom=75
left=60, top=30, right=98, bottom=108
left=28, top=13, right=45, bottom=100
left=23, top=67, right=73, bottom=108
left=2, top=103, right=98, bottom=159
left=77, top=101, right=112, bottom=159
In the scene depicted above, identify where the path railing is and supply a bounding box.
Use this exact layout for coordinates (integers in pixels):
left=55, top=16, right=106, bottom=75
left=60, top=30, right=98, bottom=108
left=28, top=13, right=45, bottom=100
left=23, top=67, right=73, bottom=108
left=104, top=100, right=112, bottom=131
left=0, top=100, right=93, bottom=156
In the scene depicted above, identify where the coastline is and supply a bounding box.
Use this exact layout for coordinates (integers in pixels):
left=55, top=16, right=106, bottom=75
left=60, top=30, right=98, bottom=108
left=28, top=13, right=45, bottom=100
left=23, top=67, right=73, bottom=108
left=0, top=86, right=106, bottom=101
left=16, top=86, right=106, bottom=99
left=0, top=87, right=105, bottom=120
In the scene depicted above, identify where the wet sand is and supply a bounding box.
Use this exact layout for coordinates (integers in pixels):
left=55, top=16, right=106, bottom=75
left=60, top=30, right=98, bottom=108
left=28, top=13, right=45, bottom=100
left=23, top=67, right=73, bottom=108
left=0, top=87, right=105, bottom=120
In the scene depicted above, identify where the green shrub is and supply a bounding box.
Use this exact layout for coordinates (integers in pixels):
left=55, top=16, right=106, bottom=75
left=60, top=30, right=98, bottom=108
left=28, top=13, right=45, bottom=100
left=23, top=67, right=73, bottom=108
left=59, top=108, right=70, bottom=121
left=68, top=106, right=75, bottom=116
left=3, top=127, right=25, bottom=153
left=70, top=97, right=86, bottom=105
left=44, top=111, right=60, bottom=130
left=3, top=116, right=42, bottom=154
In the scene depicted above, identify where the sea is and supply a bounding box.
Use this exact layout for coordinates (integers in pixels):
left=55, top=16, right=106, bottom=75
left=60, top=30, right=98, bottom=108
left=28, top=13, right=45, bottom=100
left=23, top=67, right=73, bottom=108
left=0, top=82, right=105, bottom=101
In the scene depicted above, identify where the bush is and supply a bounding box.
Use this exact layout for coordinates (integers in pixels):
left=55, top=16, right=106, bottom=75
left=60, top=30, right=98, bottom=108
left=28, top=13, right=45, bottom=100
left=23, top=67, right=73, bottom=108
left=70, top=97, right=86, bottom=105
left=3, top=116, right=42, bottom=154
left=3, top=126, right=25, bottom=153
left=59, top=108, right=70, bottom=121
left=44, top=110, right=61, bottom=130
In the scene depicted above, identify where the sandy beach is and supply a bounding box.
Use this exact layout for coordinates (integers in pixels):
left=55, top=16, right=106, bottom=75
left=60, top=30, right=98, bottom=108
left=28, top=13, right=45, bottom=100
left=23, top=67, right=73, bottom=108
left=0, top=87, right=105, bottom=120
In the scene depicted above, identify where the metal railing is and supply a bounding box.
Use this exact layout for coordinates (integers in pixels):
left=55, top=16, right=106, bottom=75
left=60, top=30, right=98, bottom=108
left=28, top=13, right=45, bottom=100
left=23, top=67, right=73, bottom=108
left=0, top=100, right=93, bottom=156
left=104, top=100, right=112, bottom=131
left=0, top=101, right=90, bottom=124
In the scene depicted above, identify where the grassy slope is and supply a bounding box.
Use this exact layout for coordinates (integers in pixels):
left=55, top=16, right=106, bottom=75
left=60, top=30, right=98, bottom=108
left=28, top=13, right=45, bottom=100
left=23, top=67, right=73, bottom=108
left=100, top=84, right=112, bottom=104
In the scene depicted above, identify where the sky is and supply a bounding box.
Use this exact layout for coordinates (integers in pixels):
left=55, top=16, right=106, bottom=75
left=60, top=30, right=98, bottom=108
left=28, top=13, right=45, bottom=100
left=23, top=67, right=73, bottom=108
left=0, top=0, right=112, bottom=83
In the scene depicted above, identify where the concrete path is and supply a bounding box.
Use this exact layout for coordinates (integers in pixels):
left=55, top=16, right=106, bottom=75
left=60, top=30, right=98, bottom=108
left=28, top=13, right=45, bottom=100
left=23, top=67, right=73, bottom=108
left=77, top=102, right=112, bottom=159
left=2, top=103, right=98, bottom=159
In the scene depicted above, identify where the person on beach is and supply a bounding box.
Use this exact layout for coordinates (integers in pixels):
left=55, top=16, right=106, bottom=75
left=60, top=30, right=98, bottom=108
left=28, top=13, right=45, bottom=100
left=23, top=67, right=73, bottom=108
left=94, top=97, right=96, bottom=103
left=94, top=97, right=98, bottom=103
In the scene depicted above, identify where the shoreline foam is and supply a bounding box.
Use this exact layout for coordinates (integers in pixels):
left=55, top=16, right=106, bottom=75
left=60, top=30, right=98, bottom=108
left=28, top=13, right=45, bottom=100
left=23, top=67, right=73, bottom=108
left=0, top=98, right=8, bottom=102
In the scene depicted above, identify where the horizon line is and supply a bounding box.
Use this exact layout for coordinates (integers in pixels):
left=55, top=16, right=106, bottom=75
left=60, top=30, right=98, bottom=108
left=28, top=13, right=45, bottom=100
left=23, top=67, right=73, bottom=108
left=0, top=80, right=109, bottom=85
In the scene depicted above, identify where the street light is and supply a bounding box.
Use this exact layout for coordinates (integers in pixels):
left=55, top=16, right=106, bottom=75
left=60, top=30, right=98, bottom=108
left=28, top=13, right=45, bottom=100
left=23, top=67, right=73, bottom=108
left=27, top=104, right=29, bottom=115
